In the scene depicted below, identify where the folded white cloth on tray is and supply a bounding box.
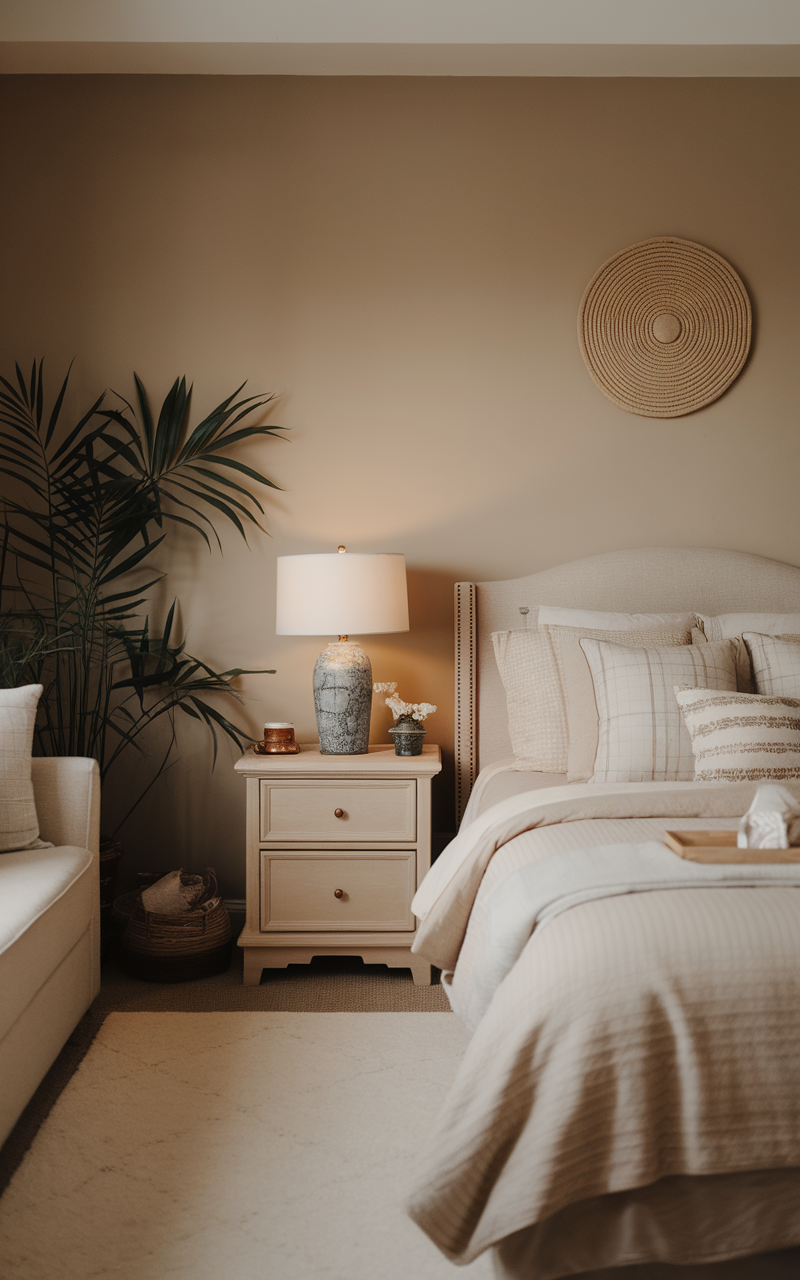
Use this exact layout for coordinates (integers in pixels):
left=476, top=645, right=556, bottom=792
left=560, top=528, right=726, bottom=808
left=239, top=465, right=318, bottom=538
left=737, top=783, right=800, bottom=848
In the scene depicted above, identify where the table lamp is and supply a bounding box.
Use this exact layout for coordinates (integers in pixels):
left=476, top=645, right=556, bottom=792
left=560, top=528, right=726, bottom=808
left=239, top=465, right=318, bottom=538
left=276, top=547, right=409, bottom=754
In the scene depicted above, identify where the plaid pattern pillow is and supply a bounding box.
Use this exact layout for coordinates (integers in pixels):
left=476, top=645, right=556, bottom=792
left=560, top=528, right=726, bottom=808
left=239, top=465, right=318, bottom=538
left=560, top=626, right=692, bottom=781
left=0, top=683, right=44, bottom=852
left=744, top=633, right=800, bottom=698
left=676, top=685, right=800, bottom=782
left=580, top=639, right=737, bottom=783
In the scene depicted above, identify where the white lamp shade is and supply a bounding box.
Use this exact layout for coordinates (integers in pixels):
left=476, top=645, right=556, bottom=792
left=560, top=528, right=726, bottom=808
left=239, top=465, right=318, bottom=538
left=276, top=553, right=409, bottom=636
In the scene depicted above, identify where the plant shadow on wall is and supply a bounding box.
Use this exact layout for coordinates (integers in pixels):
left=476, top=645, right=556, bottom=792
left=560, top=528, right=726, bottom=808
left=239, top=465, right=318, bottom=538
left=0, top=360, right=284, bottom=857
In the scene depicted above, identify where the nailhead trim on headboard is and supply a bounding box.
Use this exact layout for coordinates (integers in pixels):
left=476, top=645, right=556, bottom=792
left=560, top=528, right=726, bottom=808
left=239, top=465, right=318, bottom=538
left=454, top=582, right=477, bottom=826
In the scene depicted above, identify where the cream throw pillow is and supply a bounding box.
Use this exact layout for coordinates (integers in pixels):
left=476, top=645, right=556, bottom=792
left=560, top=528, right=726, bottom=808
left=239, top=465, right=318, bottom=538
left=579, top=639, right=737, bottom=783
left=492, top=625, right=691, bottom=774
left=562, top=626, right=692, bottom=782
left=744, top=633, right=800, bottom=698
left=0, top=684, right=46, bottom=853
left=676, top=685, right=800, bottom=782
left=492, top=628, right=567, bottom=772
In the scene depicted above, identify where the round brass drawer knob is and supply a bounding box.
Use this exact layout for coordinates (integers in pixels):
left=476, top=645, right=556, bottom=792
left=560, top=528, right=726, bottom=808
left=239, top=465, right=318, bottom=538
left=334, top=808, right=344, bottom=818
left=334, top=888, right=344, bottom=899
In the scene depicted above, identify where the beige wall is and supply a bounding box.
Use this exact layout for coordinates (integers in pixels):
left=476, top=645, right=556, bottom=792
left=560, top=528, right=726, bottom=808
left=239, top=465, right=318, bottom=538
left=1, top=75, right=798, bottom=894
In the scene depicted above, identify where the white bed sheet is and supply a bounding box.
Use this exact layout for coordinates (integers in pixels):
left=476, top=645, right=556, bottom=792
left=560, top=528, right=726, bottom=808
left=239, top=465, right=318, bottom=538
left=461, top=760, right=568, bottom=826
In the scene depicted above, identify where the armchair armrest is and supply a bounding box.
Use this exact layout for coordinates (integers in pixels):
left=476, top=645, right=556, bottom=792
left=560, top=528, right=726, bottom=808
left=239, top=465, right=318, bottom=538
left=31, top=757, right=101, bottom=854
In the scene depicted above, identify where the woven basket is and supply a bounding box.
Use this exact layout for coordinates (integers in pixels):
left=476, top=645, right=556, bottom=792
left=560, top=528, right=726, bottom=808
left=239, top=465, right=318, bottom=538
left=99, top=837, right=124, bottom=958
left=120, top=869, right=232, bottom=983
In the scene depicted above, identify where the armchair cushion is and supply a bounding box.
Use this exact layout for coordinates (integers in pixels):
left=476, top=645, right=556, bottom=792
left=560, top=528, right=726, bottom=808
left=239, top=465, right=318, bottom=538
left=0, top=846, right=94, bottom=1043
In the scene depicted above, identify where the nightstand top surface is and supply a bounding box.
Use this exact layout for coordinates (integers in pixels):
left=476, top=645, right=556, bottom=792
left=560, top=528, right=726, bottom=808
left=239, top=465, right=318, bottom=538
left=234, top=742, right=441, bottom=776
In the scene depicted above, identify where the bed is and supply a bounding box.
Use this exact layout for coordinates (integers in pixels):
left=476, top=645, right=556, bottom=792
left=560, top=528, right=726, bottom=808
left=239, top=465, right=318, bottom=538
left=407, top=547, right=800, bottom=1280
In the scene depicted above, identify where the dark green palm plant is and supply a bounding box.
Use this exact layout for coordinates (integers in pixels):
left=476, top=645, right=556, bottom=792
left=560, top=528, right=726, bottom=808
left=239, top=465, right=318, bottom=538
left=0, top=359, right=282, bottom=835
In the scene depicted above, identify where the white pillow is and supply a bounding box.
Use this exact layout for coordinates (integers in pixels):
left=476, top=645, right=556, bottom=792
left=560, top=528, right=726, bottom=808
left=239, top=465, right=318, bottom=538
left=743, top=633, right=800, bottom=698
left=697, top=612, right=800, bottom=641
left=579, top=639, right=737, bottom=783
left=0, top=684, right=46, bottom=853
left=676, top=685, right=800, bottom=783
left=538, top=606, right=696, bottom=632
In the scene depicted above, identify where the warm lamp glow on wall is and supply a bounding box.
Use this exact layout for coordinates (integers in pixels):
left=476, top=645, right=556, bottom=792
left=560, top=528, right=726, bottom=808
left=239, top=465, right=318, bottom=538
left=275, top=547, right=409, bottom=754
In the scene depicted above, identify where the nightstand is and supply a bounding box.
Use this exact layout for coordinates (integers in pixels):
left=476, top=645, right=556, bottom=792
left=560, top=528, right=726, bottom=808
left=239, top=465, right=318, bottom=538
left=234, top=744, right=442, bottom=986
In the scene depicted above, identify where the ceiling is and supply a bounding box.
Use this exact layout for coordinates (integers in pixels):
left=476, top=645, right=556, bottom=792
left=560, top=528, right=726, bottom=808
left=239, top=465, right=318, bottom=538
left=2, top=1, right=799, bottom=75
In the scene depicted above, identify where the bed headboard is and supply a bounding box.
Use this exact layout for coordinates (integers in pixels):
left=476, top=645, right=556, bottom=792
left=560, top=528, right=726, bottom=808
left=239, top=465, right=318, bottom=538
left=454, top=547, right=800, bottom=824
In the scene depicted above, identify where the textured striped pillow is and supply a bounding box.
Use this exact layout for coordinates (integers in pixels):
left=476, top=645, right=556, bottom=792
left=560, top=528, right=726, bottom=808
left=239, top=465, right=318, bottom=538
left=579, top=639, right=737, bottom=783
left=675, top=686, right=800, bottom=782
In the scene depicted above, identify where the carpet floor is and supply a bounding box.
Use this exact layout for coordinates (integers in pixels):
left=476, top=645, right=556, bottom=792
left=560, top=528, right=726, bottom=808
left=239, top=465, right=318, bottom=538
left=0, top=946, right=449, bottom=1195
left=96, top=944, right=451, bottom=1013
left=0, top=1011, right=494, bottom=1280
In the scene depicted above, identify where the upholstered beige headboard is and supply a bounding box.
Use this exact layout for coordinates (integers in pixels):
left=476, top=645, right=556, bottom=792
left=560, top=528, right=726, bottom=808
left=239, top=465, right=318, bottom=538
left=454, top=547, right=800, bottom=824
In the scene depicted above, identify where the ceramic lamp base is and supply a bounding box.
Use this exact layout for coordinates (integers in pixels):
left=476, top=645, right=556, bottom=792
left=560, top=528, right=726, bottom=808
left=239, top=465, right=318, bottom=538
left=313, top=641, right=372, bottom=754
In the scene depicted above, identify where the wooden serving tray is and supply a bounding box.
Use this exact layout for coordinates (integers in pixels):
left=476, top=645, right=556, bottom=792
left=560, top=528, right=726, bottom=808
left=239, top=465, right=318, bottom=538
left=664, top=830, right=800, bottom=864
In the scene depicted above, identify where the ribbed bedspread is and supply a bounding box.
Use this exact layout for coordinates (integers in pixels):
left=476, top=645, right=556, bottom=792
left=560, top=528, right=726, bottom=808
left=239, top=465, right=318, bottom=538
left=407, top=783, right=800, bottom=1264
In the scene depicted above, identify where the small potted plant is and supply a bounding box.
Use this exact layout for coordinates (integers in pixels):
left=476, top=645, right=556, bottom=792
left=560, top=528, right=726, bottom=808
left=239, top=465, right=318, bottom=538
left=373, top=683, right=437, bottom=756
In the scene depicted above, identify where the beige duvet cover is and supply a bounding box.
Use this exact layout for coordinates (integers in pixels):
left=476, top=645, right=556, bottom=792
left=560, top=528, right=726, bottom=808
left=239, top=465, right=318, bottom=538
left=406, top=782, right=800, bottom=1272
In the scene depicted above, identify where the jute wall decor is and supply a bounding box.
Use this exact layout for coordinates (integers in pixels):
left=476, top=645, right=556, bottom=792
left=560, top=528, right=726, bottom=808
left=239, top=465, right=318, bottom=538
left=578, top=237, right=751, bottom=418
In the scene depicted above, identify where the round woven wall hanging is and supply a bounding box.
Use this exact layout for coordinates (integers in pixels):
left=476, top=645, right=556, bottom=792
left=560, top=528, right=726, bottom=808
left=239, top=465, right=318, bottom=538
left=578, top=237, right=751, bottom=418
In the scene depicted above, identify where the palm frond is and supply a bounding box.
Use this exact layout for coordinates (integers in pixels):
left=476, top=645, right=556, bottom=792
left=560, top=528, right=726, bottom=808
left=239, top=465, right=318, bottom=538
left=1, top=360, right=282, bottom=834
left=133, top=374, right=154, bottom=461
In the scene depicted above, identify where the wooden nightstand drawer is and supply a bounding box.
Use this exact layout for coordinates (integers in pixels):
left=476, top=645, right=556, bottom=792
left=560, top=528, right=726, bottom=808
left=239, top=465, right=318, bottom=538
left=259, top=778, right=416, bottom=842
left=260, top=851, right=415, bottom=931
left=236, top=744, right=441, bottom=985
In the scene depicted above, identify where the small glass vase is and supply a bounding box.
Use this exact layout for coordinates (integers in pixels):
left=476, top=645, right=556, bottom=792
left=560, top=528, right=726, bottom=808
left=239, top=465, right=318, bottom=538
left=388, top=714, right=426, bottom=757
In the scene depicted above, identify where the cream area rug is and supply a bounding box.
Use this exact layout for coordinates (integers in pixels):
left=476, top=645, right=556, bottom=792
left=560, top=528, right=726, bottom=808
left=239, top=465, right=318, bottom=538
left=0, top=1012, right=494, bottom=1280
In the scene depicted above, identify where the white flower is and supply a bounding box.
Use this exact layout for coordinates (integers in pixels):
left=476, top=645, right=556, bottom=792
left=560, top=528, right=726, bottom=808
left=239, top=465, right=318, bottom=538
left=376, top=683, right=437, bottom=722
left=410, top=702, right=437, bottom=722
left=385, top=694, right=412, bottom=719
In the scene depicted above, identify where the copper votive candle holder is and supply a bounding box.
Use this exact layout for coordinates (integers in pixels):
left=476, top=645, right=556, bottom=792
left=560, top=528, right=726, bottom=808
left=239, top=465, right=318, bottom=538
left=252, top=723, right=300, bottom=754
